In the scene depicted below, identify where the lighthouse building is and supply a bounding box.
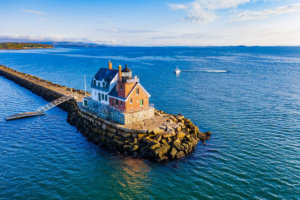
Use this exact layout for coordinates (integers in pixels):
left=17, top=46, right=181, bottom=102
left=83, top=61, right=154, bottom=124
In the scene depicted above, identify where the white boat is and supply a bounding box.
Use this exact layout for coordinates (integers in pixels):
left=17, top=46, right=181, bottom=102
left=174, top=66, right=181, bottom=74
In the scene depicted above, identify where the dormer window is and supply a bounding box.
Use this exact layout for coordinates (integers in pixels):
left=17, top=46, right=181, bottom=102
left=93, top=80, right=96, bottom=86
left=97, top=82, right=100, bottom=87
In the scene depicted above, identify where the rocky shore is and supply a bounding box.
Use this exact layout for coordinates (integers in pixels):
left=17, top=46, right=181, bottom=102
left=0, top=65, right=211, bottom=161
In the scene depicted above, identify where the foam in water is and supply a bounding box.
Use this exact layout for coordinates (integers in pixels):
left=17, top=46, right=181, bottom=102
left=183, top=69, right=228, bottom=73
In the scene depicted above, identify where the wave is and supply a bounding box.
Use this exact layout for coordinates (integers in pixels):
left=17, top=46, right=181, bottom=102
left=182, top=69, right=228, bottom=73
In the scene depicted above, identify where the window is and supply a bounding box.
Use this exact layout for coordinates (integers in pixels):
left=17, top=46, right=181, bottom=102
left=93, top=80, right=96, bottom=86
left=130, top=98, right=133, bottom=104
left=121, top=101, right=123, bottom=106
left=120, top=84, right=123, bottom=90
left=105, top=95, right=107, bottom=101
left=83, top=99, right=87, bottom=107
left=136, top=88, right=139, bottom=95
left=140, top=99, right=144, bottom=106
left=102, top=94, right=104, bottom=100
left=97, top=82, right=100, bottom=87
left=98, top=93, right=101, bottom=101
left=116, top=99, right=119, bottom=105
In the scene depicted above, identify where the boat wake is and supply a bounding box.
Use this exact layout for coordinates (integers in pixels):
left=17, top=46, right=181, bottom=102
left=182, top=69, right=228, bottom=73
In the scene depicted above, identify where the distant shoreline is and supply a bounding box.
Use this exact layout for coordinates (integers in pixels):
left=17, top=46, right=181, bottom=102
left=0, top=42, right=54, bottom=50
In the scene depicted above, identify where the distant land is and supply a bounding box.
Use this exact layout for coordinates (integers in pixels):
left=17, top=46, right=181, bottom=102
left=0, top=43, right=53, bottom=50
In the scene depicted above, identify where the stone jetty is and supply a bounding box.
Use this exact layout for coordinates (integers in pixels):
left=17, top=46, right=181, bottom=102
left=0, top=65, right=211, bottom=161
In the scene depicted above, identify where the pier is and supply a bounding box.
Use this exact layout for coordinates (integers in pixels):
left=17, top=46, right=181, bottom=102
left=5, top=112, right=45, bottom=121
left=5, top=95, right=74, bottom=121
left=0, top=64, right=211, bottom=161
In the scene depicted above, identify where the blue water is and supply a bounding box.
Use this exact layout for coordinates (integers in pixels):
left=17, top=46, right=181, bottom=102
left=0, top=46, right=299, bottom=199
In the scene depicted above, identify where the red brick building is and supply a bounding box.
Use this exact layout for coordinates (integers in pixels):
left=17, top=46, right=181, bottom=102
left=108, top=64, right=150, bottom=113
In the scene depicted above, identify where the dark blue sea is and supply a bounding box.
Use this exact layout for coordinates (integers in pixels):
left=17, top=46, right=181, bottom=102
left=0, top=46, right=299, bottom=199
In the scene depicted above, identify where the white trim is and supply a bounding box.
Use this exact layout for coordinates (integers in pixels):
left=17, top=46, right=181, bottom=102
left=125, top=83, right=151, bottom=101
left=108, top=95, right=126, bottom=102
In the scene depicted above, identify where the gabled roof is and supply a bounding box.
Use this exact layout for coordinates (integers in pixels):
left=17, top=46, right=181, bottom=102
left=108, top=82, right=151, bottom=101
left=94, top=68, right=118, bottom=83
left=125, top=82, right=151, bottom=101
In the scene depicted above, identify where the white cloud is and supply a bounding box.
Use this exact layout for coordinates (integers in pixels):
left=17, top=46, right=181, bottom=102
left=168, top=0, right=250, bottom=24
left=21, top=9, right=45, bottom=15
left=168, top=4, right=187, bottom=10
left=237, top=3, right=300, bottom=21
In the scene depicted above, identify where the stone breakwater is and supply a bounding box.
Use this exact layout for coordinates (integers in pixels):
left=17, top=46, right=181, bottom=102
left=0, top=65, right=211, bottom=161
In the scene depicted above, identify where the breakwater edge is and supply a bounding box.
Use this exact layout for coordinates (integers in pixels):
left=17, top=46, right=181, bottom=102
left=0, top=65, right=211, bottom=161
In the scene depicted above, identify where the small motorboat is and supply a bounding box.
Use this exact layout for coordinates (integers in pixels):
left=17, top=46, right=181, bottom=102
left=174, top=66, right=181, bottom=74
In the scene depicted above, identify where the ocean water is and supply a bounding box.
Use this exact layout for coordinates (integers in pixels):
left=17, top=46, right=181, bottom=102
left=0, top=46, right=299, bottom=200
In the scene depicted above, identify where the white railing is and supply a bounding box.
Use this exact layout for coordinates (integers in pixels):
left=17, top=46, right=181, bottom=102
left=37, top=95, right=74, bottom=113
left=85, top=97, right=154, bottom=114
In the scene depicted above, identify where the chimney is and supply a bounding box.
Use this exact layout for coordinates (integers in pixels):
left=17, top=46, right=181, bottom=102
left=108, top=60, right=112, bottom=70
left=118, top=65, right=122, bottom=82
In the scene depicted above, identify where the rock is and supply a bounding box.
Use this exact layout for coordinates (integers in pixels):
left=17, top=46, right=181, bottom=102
left=153, top=128, right=165, bottom=135
left=161, top=139, right=168, bottom=146
left=150, top=143, right=161, bottom=150
left=173, top=139, right=184, bottom=151
left=100, top=136, right=106, bottom=142
left=177, top=132, right=186, bottom=140
left=131, top=133, right=137, bottom=138
left=205, top=131, right=212, bottom=136
left=92, top=128, right=99, bottom=134
left=176, top=151, right=185, bottom=159
left=197, top=131, right=206, bottom=140
left=182, top=142, right=190, bottom=154
left=182, top=142, right=189, bottom=150
left=123, top=145, right=132, bottom=150
left=170, top=147, right=177, bottom=159
left=154, top=144, right=170, bottom=160
left=157, top=156, right=168, bottom=162
left=124, top=139, right=131, bottom=144
left=163, top=132, right=175, bottom=138
left=140, top=145, right=150, bottom=157
left=176, top=115, right=184, bottom=120
left=122, top=132, right=131, bottom=138
left=167, top=137, right=173, bottom=143
left=106, top=132, right=114, bottom=138
left=131, top=145, right=139, bottom=151
left=190, top=137, right=198, bottom=146
left=113, top=138, right=123, bottom=146
left=138, top=134, right=146, bottom=139
left=175, top=126, right=182, bottom=132
left=159, top=125, right=167, bottom=130
left=153, top=134, right=162, bottom=142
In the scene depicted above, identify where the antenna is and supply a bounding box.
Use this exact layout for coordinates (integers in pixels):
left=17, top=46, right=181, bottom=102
left=84, top=75, right=87, bottom=95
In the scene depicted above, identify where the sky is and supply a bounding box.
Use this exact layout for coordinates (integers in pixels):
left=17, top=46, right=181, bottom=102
left=0, top=0, right=300, bottom=46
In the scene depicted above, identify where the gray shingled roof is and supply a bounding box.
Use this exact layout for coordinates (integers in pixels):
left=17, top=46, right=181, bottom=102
left=94, top=68, right=118, bottom=82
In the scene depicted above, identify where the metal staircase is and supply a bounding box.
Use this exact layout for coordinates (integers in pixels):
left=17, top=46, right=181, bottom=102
left=37, top=95, right=74, bottom=113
